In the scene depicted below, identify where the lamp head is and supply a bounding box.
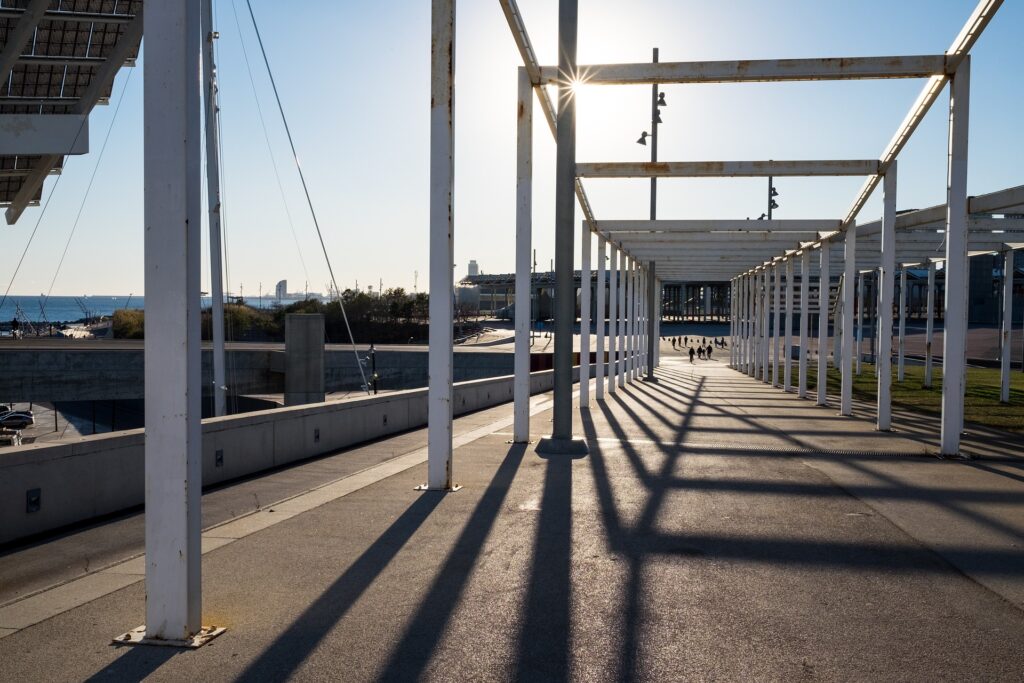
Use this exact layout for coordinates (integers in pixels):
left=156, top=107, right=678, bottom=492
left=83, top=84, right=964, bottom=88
left=636, top=131, right=649, bottom=145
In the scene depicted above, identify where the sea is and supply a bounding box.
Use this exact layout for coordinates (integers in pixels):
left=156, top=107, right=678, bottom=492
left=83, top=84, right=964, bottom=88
left=0, top=294, right=315, bottom=327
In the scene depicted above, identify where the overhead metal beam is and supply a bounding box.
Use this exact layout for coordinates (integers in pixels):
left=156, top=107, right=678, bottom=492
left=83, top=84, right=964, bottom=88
left=4, top=7, right=144, bottom=225
left=577, top=160, right=879, bottom=178
left=842, top=0, right=1002, bottom=227
left=0, top=0, right=48, bottom=85
left=595, top=218, right=842, bottom=233
left=539, top=55, right=949, bottom=85
left=0, top=8, right=135, bottom=24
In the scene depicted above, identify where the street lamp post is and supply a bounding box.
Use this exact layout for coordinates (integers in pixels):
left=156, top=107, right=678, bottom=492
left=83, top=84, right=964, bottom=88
left=637, top=47, right=665, bottom=382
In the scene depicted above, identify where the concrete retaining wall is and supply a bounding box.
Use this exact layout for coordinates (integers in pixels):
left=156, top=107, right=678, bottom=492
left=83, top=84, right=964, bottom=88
left=0, top=367, right=584, bottom=546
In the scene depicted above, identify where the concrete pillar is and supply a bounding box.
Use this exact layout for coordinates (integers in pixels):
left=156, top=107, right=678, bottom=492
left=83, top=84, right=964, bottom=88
left=877, top=163, right=896, bottom=431
left=541, top=0, right=583, bottom=452
left=770, top=264, right=778, bottom=387
left=730, top=279, right=736, bottom=368
left=427, top=0, right=455, bottom=485
left=580, top=222, right=591, bottom=406
left=898, top=266, right=907, bottom=383
left=925, top=260, right=936, bottom=388
left=818, top=242, right=830, bottom=406
left=142, top=0, right=204, bottom=642
left=513, top=68, right=532, bottom=443
left=627, top=258, right=636, bottom=381
left=749, top=272, right=757, bottom=376
left=1001, top=249, right=1013, bottom=403
left=841, top=223, right=857, bottom=416
left=608, top=244, right=618, bottom=395
left=941, top=57, right=970, bottom=456
left=799, top=250, right=810, bottom=398
left=284, top=314, right=325, bottom=406
left=596, top=235, right=606, bottom=400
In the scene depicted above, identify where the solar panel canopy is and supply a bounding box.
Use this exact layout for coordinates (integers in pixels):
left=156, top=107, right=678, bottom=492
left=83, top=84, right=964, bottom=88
left=0, top=0, right=141, bottom=222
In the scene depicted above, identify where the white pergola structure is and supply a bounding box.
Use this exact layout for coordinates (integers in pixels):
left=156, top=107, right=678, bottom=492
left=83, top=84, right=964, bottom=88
left=455, top=0, right=1011, bottom=463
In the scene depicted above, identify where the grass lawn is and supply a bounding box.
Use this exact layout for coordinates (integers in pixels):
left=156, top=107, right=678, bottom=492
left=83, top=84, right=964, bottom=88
left=790, top=361, right=1024, bottom=433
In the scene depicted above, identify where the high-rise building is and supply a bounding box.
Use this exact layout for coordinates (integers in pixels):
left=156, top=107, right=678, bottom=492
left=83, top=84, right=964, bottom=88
left=467, top=260, right=479, bottom=277
left=275, top=280, right=287, bottom=300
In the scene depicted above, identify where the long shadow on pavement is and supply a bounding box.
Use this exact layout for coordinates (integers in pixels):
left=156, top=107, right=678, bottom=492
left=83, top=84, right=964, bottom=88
left=374, top=442, right=529, bottom=681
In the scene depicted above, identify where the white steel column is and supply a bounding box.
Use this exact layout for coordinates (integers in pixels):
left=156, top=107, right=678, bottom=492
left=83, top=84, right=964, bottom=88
left=143, top=0, right=204, bottom=642
left=608, top=244, right=618, bottom=394
left=762, top=269, right=771, bottom=383
left=513, top=68, right=532, bottom=443
left=631, top=259, right=639, bottom=380
left=898, top=267, right=907, bottom=382
left=941, top=57, right=970, bottom=456
left=784, top=257, right=794, bottom=391
left=729, top=279, right=736, bottom=367
left=752, top=271, right=761, bottom=378
left=799, top=250, right=810, bottom=398
left=580, top=223, right=592, bottom=406
left=1001, top=249, right=1014, bottom=403
left=856, top=272, right=864, bottom=375
left=924, top=260, right=936, bottom=388
left=427, top=0, right=455, bottom=487
left=628, top=258, right=636, bottom=380
left=201, top=0, right=226, bottom=418
left=817, top=242, right=830, bottom=406
left=654, top=278, right=661, bottom=367
left=617, top=249, right=626, bottom=388
left=877, top=163, right=897, bottom=431
left=841, top=222, right=857, bottom=416
left=773, top=263, right=782, bottom=387
left=596, top=235, right=606, bottom=400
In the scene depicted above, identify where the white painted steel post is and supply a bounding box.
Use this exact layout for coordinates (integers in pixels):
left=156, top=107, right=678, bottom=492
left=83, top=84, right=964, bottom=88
left=898, top=267, right=907, bottom=382
left=654, top=278, right=661, bottom=367
left=841, top=223, right=857, bottom=416
left=595, top=235, right=606, bottom=400
left=799, top=250, right=810, bottom=398
left=548, top=0, right=579, bottom=447
left=201, top=0, right=226, bottom=418
left=632, top=260, right=639, bottom=380
left=1001, top=249, right=1014, bottom=403
left=580, top=222, right=591, bottom=406
left=941, top=57, right=970, bottom=456
left=427, top=0, right=455, bottom=487
left=762, top=269, right=771, bottom=383
left=513, top=68, right=532, bottom=443
left=925, top=260, right=936, bottom=388
left=729, top=279, right=736, bottom=367
left=856, top=272, right=864, bottom=376
left=751, top=272, right=759, bottom=377
left=617, top=249, right=626, bottom=388
left=608, top=244, right=618, bottom=394
left=627, top=258, right=636, bottom=380
left=773, top=263, right=782, bottom=387
left=818, top=242, right=830, bottom=406
left=143, top=0, right=203, bottom=642
left=878, top=163, right=897, bottom=431
left=784, top=257, right=794, bottom=391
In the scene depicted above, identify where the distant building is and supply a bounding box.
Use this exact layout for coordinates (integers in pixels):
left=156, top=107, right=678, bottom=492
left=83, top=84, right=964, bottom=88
left=275, top=280, right=287, bottom=300
left=467, top=260, right=479, bottom=277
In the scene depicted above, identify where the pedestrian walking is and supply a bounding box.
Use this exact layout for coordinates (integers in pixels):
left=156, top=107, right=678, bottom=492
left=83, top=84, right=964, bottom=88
left=688, top=346, right=695, bottom=363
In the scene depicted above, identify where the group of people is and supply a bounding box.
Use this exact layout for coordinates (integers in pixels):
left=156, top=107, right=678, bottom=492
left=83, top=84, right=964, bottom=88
left=666, top=335, right=728, bottom=363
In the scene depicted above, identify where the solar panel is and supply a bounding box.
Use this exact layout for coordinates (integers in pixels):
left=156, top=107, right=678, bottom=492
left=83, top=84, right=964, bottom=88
left=0, top=0, right=141, bottom=218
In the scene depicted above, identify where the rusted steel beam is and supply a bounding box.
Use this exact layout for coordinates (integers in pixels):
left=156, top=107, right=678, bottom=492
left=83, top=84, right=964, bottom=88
left=576, top=160, right=879, bottom=178
left=539, top=55, right=949, bottom=85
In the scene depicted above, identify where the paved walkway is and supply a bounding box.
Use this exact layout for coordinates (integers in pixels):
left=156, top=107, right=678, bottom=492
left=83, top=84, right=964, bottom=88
left=1, top=352, right=1023, bottom=681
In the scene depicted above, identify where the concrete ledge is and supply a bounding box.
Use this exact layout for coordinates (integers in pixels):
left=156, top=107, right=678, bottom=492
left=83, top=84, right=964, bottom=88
left=0, top=366, right=587, bottom=545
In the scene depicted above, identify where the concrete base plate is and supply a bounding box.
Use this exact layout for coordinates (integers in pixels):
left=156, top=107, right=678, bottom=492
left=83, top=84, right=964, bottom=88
left=535, top=437, right=589, bottom=457
left=112, top=625, right=225, bottom=649
left=414, top=484, right=463, bottom=492
left=641, top=376, right=659, bottom=383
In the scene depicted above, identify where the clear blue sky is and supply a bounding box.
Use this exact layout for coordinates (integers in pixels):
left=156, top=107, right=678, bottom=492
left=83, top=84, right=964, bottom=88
left=4, top=0, right=1022, bottom=296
